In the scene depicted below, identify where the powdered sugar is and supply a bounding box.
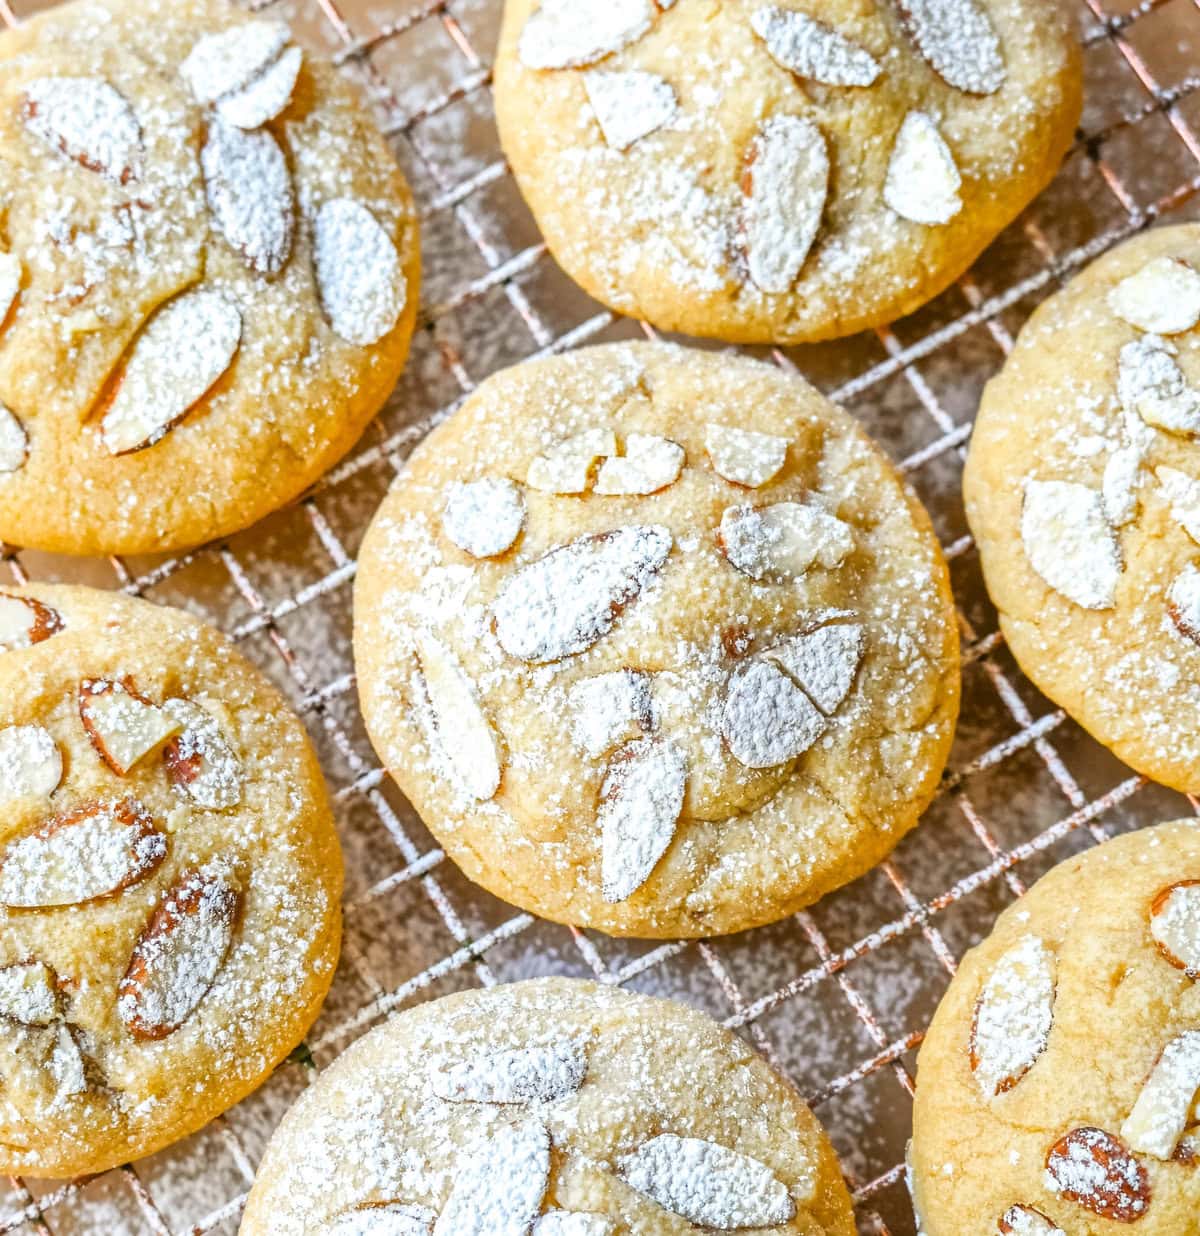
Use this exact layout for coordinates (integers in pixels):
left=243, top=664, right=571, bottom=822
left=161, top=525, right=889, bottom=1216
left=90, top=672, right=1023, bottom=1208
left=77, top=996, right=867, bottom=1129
left=0, top=404, right=27, bottom=475
left=180, top=20, right=291, bottom=104
left=569, top=669, right=654, bottom=757
left=533, top=1215, right=613, bottom=1236
left=749, top=7, right=881, bottom=86
left=970, top=936, right=1056, bottom=1097
left=1101, top=444, right=1142, bottom=526
left=898, top=0, right=1007, bottom=94
left=766, top=622, right=864, bottom=715
left=431, top=1038, right=588, bottom=1104
left=442, top=478, right=526, bottom=558
left=1118, top=335, right=1200, bottom=436
left=320, top=1205, right=435, bottom=1235
left=0, top=252, right=20, bottom=326
left=704, top=424, right=788, bottom=488
left=1044, top=1127, right=1149, bottom=1222
left=518, top=0, right=656, bottom=70
left=1020, top=479, right=1121, bottom=610
left=721, top=659, right=826, bottom=768
left=1108, top=256, right=1200, bottom=335
left=1154, top=465, right=1200, bottom=543
left=1150, top=880, right=1200, bottom=974
left=432, top=1117, right=551, bottom=1235
left=0, top=724, right=62, bottom=803
left=583, top=71, right=677, bottom=151
left=217, top=45, right=303, bottom=130
left=314, top=199, right=407, bottom=346
left=718, top=501, right=854, bottom=581
left=884, top=112, right=962, bottom=226
left=22, top=76, right=142, bottom=184
left=0, top=962, right=61, bottom=1028
left=1120, top=1029, right=1200, bottom=1159
left=162, top=699, right=244, bottom=811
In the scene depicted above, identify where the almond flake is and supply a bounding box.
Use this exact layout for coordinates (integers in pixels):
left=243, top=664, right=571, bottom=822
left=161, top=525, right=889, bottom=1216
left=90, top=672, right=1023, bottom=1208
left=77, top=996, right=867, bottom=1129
left=1109, top=257, right=1200, bottom=335
left=0, top=252, right=21, bottom=326
left=100, top=289, right=242, bottom=455
left=718, top=501, right=854, bottom=582
left=721, top=658, right=825, bottom=768
left=1102, top=445, right=1142, bottom=527
left=22, top=76, right=142, bottom=184
left=518, top=0, right=656, bottom=69
left=0, top=798, right=166, bottom=909
left=432, top=1117, right=551, bottom=1236
left=0, top=404, right=28, bottom=475
left=704, top=424, right=788, bottom=488
left=162, top=699, right=244, bottom=811
left=432, top=1038, right=588, bottom=1104
left=594, top=433, right=684, bottom=495
left=896, top=0, right=1006, bottom=94
left=0, top=962, right=61, bottom=1027
left=749, top=7, right=881, bottom=86
left=569, top=668, right=654, bottom=757
left=583, top=70, right=676, bottom=150
left=0, top=594, right=63, bottom=652
left=743, top=114, right=829, bottom=294
left=320, top=1205, right=436, bottom=1236
left=1149, top=880, right=1200, bottom=975
left=970, top=936, right=1056, bottom=1097
left=599, top=736, right=687, bottom=902
left=999, top=1205, right=1064, bottom=1235
left=1155, top=465, right=1200, bottom=543
left=416, top=634, right=502, bottom=801
left=315, top=199, right=407, bottom=346
left=617, top=1133, right=798, bottom=1229
left=79, top=679, right=182, bottom=777
left=493, top=525, right=672, bottom=663
left=1118, top=335, right=1200, bottom=436
left=1121, top=1030, right=1200, bottom=1159
left=766, top=621, right=864, bottom=715
left=1168, top=565, right=1200, bottom=646
left=0, top=725, right=62, bottom=803
left=217, top=44, right=303, bottom=130
left=181, top=20, right=291, bottom=104
left=202, top=117, right=294, bottom=275
left=443, top=478, right=526, bottom=558
left=45, top=1023, right=87, bottom=1099
left=1021, top=479, right=1121, bottom=610
left=533, top=1215, right=614, bottom=1236
left=884, top=112, right=962, bottom=226
left=1044, top=1127, right=1150, bottom=1222
left=526, top=429, right=618, bottom=494
left=118, top=861, right=241, bottom=1040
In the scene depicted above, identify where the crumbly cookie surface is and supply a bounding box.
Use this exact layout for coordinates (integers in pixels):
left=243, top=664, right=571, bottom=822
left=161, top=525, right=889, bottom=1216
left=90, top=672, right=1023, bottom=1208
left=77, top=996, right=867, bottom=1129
left=493, top=0, right=1081, bottom=344
left=910, top=821, right=1200, bottom=1233
left=240, top=977, right=856, bottom=1235
left=0, top=584, right=342, bottom=1177
left=354, top=342, right=959, bottom=938
left=965, top=225, right=1200, bottom=793
left=0, top=0, right=419, bottom=556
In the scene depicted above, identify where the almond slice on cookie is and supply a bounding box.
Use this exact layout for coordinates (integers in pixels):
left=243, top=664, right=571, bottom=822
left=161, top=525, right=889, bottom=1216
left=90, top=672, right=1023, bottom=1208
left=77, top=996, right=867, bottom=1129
left=162, top=699, right=244, bottom=810
left=431, top=1038, right=588, bottom=1104
left=432, top=1118, right=551, bottom=1235
left=721, top=658, right=826, bottom=768
left=765, top=621, right=864, bottom=714
left=1118, top=335, right=1200, bottom=436
left=21, top=76, right=142, bottom=184
left=0, top=404, right=28, bottom=475
left=1167, top=567, right=1200, bottom=647
left=1121, top=1029, right=1200, bottom=1159
left=594, top=433, right=684, bottom=495
left=518, top=0, right=657, bottom=70
left=718, top=501, right=854, bottom=581
left=1149, top=879, right=1200, bottom=975
left=0, top=725, right=62, bottom=803
left=1155, top=465, right=1200, bottom=543
left=181, top=20, right=292, bottom=104
left=0, top=253, right=21, bottom=327
left=0, top=593, right=63, bottom=652
left=1020, top=479, right=1121, bottom=610
left=999, top=1205, right=1064, bottom=1235
left=526, top=429, right=618, bottom=494
left=896, top=0, right=1006, bottom=94
left=749, top=7, right=881, bottom=86
left=0, top=961, right=62, bottom=1027
left=217, top=45, right=303, bottom=130
left=1044, top=1127, right=1149, bottom=1222
left=1109, top=256, right=1200, bottom=335
left=319, top=1206, right=436, bottom=1236
left=970, top=936, right=1056, bottom=1097
left=314, top=199, right=407, bottom=346
left=569, top=668, right=655, bottom=758
left=583, top=71, right=677, bottom=151
left=705, top=424, right=788, bottom=488
left=442, top=478, right=526, bottom=558
left=79, top=678, right=182, bottom=776
left=884, top=112, right=962, bottom=226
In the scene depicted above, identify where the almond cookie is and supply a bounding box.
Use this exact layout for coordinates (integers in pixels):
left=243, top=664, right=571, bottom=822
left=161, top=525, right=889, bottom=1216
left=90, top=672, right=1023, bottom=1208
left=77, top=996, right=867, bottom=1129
left=353, top=342, right=959, bottom=937
left=909, top=821, right=1200, bottom=1233
left=492, top=0, right=1081, bottom=345
left=0, top=583, right=342, bottom=1177
left=240, top=977, right=855, bottom=1234
left=0, top=0, right=419, bottom=556
left=964, top=225, right=1200, bottom=793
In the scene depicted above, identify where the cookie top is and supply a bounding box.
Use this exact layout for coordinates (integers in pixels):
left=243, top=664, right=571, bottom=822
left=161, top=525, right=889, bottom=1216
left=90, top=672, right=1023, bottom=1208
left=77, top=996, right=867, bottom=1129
left=0, top=0, right=419, bottom=556
left=240, top=977, right=856, bottom=1235
left=910, top=821, right=1200, bottom=1233
left=492, top=0, right=1080, bottom=345
left=354, top=342, right=959, bottom=937
left=0, top=583, right=341, bottom=1177
left=964, top=226, right=1200, bottom=794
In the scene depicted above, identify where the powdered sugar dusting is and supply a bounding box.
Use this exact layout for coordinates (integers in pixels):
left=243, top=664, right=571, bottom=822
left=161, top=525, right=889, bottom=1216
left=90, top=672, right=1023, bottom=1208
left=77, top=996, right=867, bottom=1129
left=533, top=1214, right=614, bottom=1235
left=0, top=404, right=28, bottom=475
left=1120, top=1029, right=1200, bottom=1159
left=749, top=7, right=881, bottom=87
left=518, top=0, right=656, bottom=70
left=217, top=44, right=304, bottom=130
left=443, top=478, right=526, bottom=558
left=1101, top=444, right=1142, bottom=526
left=314, top=199, right=407, bottom=346
left=1154, top=465, right=1200, bottom=543
left=898, top=0, right=1007, bottom=94
left=569, top=669, right=654, bottom=758
left=0, top=252, right=20, bottom=327
left=766, top=622, right=864, bottom=715
left=970, top=935, right=1056, bottom=1097
left=1118, top=335, right=1200, bottom=436
left=0, top=724, right=62, bottom=802
left=1108, top=256, right=1200, bottom=335
left=0, top=962, right=61, bottom=1027
left=1000, top=1205, right=1064, bottom=1235
left=721, top=659, right=826, bottom=769
left=884, top=112, right=962, bottom=226
left=1150, top=880, right=1200, bottom=974
left=1044, top=1127, right=1149, bottom=1222
left=1020, top=479, right=1121, bottom=610
left=583, top=71, right=677, bottom=152
left=431, top=1038, right=588, bottom=1104
left=180, top=20, right=291, bottom=104
left=319, top=1205, right=436, bottom=1235
left=21, top=76, right=142, bottom=185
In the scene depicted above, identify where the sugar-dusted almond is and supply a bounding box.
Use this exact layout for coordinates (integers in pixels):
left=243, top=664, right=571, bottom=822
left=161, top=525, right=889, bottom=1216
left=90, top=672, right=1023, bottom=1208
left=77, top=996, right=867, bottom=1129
left=0, top=725, right=63, bottom=803
left=721, top=658, right=825, bottom=768
left=1121, top=1030, right=1200, bottom=1159
left=1149, top=879, right=1200, bottom=975
left=443, top=477, right=526, bottom=558
left=21, top=76, right=142, bottom=184
left=599, top=736, right=687, bottom=903
left=1021, top=479, right=1121, bottom=610
left=896, top=0, right=1006, bottom=94
left=743, top=114, right=829, bottom=294
left=100, top=289, right=243, bottom=456
left=0, top=252, right=21, bottom=327
left=1044, top=1127, right=1150, bottom=1222
left=617, top=1133, right=799, bottom=1228
left=0, top=404, right=28, bottom=475
left=432, top=1038, right=588, bottom=1104
left=118, top=862, right=241, bottom=1040
left=718, top=501, right=854, bottom=582
left=766, top=621, right=864, bottom=715
left=1119, top=335, right=1200, bottom=436
left=1167, top=566, right=1200, bottom=647
left=1155, top=465, right=1200, bottom=543
left=526, top=429, right=617, bottom=494
left=518, top=0, right=656, bottom=70
left=594, top=433, right=684, bottom=495
left=569, top=668, right=654, bottom=758
left=217, top=44, right=304, bottom=130
left=584, top=70, right=676, bottom=151
left=0, top=798, right=166, bottom=908
left=319, top=1205, right=436, bottom=1236
left=201, top=117, right=294, bottom=276
left=749, top=7, right=881, bottom=86
left=1102, top=444, right=1142, bottom=527
left=315, top=199, right=407, bottom=347
left=1109, top=257, right=1200, bottom=335
left=705, top=423, right=788, bottom=488
left=432, top=1117, right=551, bottom=1235
left=0, top=593, right=64, bottom=652
left=162, top=699, right=244, bottom=811
left=534, top=1216, right=614, bottom=1236
left=44, top=1022, right=88, bottom=1100
left=884, top=111, right=962, bottom=226
left=970, top=936, right=1056, bottom=1097
left=999, top=1205, right=1064, bottom=1235
left=493, top=525, right=672, bottom=663
left=181, top=20, right=291, bottom=104
left=0, top=961, right=61, bottom=1027
left=80, top=678, right=182, bottom=777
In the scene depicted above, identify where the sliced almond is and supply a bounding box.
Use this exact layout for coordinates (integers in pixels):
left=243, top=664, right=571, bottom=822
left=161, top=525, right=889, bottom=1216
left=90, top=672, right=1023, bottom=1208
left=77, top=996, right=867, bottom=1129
left=1044, top=1127, right=1150, bottom=1222
left=118, top=862, right=241, bottom=1040
left=0, top=962, right=61, bottom=1027
left=884, top=111, right=962, bottom=226
left=22, top=76, right=142, bottom=184
left=1021, top=479, right=1121, bottom=610
left=999, top=1205, right=1064, bottom=1235
left=0, top=252, right=21, bottom=327
left=0, top=798, right=166, bottom=909
left=518, top=0, right=656, bottom=69
left=1167, top=566, right=1200, bottom=647
left=443, top=478, right=526, bottom=558
left=1109, top=257, right=1200, bottom=335
left=432, top=1117, right=550, bottom=1235
left=1155, top=465, right=1200, bottom=543
left=896, top=0, right=1006, bottom=94
left=1150, top=880, right=1200, bottom=975
left=162, top=699, right=244, bottom=811
left=766, top=621, right=864, bottom=714
left=594, top=433, right=684, bottom=495
left=493, top=525, right=672, bottom=663
left=45, top=1022, right=88, bottom=1100
left=0, top=725, right=63, bottom=803
left=742, top=114, right=829, bottom=294
left=79, top=679, right=182, bottom=777
left=1119, top=335, right=1200, bottom=437
left=569, top=668, right=654, bottom=758
left=718, top=501, right=854, bottom=582
left=319, top=1205, right=436, bottom=1236
left=583, top=70, right=676, bottom=151
left=704, top=424, right=788, bottom=488
left=217, top=44, right=303, bottom=130
left=0, top=594, right=63, bottom=652
left=527, top=429, right=618, bottom=494
left=599, top=736, right=687, bottom=903
left=970, top=936, right=1056, bottom=1097
left=201, top=117, right=294, bottom=276
left=749, top=7, right=881, bottom=86
left=534, top=1216, right=614, bottom=1236
left=181, top=20, right=291, bottom=104
left=432, top=1038, right=588, bottom=1104
left=617, top=1133, right=799, bottom=1228
left=1121, top=1030, right=1200, bottom=1159
left=1102, top=445, right=1142, bottom=527
left=0, top=404, right=28, bottom=475
left=315, top=199, right=407, bottom=347
left=721, top=658, right=825, bottom=768
left=100, top=289, right=242, bottom=456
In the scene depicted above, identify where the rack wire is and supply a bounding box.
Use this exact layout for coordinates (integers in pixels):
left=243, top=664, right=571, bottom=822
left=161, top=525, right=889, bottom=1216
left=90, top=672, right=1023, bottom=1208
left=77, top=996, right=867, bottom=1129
left=1, top=0, right=1198, bottom=1229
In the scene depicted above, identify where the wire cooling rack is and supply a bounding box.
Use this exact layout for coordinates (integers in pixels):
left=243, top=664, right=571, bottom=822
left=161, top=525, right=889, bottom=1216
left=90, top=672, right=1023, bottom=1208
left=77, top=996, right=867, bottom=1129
left=1, top=0, right=1198, bottom=1230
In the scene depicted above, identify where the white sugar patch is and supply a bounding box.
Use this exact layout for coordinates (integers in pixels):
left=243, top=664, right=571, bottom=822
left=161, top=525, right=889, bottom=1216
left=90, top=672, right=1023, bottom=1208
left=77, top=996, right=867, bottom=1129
left=583, top=71, right=677, bottom=151
left=1020, top=478, right=1120, bottom=610
left=750, top=7, right=881, bottom=86
left=315, top=199, right=407, bottom=346
left=899, top=0, right=1006, bottom=94
left=884, top=112, right=962, bottom=226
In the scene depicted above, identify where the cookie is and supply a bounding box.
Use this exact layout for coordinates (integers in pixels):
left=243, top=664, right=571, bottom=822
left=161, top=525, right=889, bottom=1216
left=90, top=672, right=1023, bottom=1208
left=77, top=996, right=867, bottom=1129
left=492, top=0, right=1081, bottom=345
left=0, top=0, right=419, bottom=556
left=964, top=225, right=1200, bottom=793
left=353, top=341, right=959, bottom=937
left=0, top=583, right=342, bottom=1177
left=240, top=977, right=855, bottom=1234
left=909, top=822, right=1200, bottom=1233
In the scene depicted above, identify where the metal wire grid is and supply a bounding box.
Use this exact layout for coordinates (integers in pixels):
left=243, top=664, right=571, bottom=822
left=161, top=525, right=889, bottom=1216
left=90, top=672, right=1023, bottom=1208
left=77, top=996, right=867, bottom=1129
left=0, top=0, right=1197, bottom=1229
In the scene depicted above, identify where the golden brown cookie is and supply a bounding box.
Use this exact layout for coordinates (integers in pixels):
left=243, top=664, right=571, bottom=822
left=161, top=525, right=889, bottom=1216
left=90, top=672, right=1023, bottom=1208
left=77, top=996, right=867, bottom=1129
left=354, top=341, right=959, bottom=938
left=0, top=0, right=419, bottom=555
left=0, top=583, right=342, bottom=1177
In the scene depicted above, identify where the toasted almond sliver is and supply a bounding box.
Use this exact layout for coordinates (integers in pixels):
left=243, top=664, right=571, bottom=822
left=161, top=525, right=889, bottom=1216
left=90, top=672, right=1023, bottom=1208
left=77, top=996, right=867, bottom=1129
left=1101, top=444, right=1142, bottom=526
left=79, top=679, right=182, bottom=777
left=704, top=423, right=788, bottom=488
left=1121, top=1030, right=1200, bottom=1159
left=884, top=112, right=962, bottom=226
left=0, top=725, right=62, bottom=802
left=315, top=199, right=407, bottom=347
left=766, top=622, right=864, bottom=714
left=1044, top=1128, right=1149, bottom=1222
left=0, top=593, right=63, bottom=652
left=518, top=0, right=656, bottom=70
left=1119, top=335, right=1200, bottom=436
left=1020, top=479, right=1121, bottom=610
left=1155, top=465, right=1200, bottom=543
left=181, top=20, right=291, bottom=104
left=442, top=477, right=526, bottom=558
left=162, top=699, right=244, bottom=811
left=22, top=76, right=142, bottom=184
left=0, top=252, right=21, bottom=326
left=1109, top=256, right=1200, bottom=335
left=970, top=936, right=1055, bottom=1097
left=1168, top=566, right=1200, bottom=647
left=1149, top=879, right=1200, bottom=974
left=749, top=6, right=881, bottom=86
left=0, top=404, right=28, bottom=475
left=432, top=1038, right=588, bottom=1104
left=718, top=501, right=854, bottom=582
left=721, top=658, right=825, bottom=769
left=526, top=429, right=618, bottom=494
left=584, top=70, right=677, bottom=151
left=217, top=45, right=303, bottom=129
left=594, top=433, right=684, bottom=495
left=897, top=0, right=1006, bottom=94
left=432, top=1118, right=551, bottom=1235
